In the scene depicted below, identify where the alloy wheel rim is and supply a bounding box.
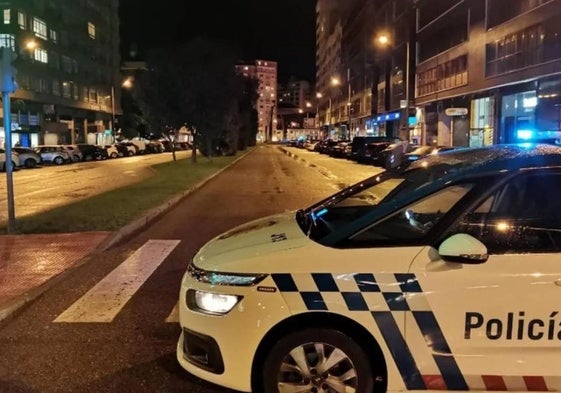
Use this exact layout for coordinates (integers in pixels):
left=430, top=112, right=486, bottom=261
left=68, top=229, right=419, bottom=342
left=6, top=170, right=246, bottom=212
left=277, top=342, right=358, bottom=393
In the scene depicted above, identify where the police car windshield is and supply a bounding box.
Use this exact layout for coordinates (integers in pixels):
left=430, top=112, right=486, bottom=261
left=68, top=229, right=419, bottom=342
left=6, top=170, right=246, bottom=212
left=297, top=147, right=502, bottom=239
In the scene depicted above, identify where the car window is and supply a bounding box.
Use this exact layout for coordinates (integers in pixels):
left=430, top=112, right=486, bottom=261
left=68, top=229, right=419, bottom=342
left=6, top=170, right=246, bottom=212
left=453, top=171, right=561, bottom=254
left=349, top=183, right=474, bottom=246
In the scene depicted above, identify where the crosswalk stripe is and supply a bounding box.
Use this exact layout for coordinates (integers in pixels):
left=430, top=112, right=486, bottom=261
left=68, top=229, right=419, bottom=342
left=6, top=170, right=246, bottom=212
left=54, top=239, right=181, bottom=323
left=165, top=302, right=179, bottom=323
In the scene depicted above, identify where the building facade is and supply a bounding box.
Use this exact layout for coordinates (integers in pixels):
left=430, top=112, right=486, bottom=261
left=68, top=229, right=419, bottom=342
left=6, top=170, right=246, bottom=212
left=236, top=59, right=278, bottom=142
left=316, top=0, right=561, bottom=147
left=415, top=0, right=561, bottom=147
left=1, top=0, right=120, bottom=148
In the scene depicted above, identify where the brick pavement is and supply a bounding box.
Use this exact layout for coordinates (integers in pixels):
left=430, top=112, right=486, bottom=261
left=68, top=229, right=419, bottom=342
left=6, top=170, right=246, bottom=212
left=0, top=231, right=110, bottom=321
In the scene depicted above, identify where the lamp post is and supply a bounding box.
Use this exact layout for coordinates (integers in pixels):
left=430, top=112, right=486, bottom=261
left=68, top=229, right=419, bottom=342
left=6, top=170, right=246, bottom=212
left=376, top=34, right=411, bottom=142
left=111, top=84, right=116, bottom=140
left=347, top=67, right=352, bottom=139
left=329, top=76, right=341, bottom=137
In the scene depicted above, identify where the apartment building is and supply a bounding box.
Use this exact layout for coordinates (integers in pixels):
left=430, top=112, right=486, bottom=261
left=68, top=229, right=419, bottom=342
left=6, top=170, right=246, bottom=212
left=1, top=0, right=120, bottom=148
left=236, top=59, right=277, bottom=142
left=278, top=78, right=312, bottom=110
left=316, top=0, right=414, bottom=140
left=415, top=0, right=561, bottom=147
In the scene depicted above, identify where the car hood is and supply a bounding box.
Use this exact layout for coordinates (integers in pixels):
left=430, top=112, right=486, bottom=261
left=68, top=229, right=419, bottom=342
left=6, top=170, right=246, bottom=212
left=192, top=211, right=311, bottom=272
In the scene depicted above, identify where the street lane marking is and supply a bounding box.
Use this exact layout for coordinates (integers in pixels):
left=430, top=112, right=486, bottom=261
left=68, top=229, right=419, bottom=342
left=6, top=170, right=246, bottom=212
left=165, top=302, right=179, bottom=323
left=54, top=239, right=181, bottom=323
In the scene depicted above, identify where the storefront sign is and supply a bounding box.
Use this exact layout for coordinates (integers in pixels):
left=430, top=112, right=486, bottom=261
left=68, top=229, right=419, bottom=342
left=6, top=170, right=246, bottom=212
left=445, top=107, right=468, bottom=116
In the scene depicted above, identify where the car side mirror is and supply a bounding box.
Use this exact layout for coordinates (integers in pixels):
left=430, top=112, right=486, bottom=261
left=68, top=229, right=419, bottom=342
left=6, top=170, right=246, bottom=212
left=438, top=233, right=488, bottom=264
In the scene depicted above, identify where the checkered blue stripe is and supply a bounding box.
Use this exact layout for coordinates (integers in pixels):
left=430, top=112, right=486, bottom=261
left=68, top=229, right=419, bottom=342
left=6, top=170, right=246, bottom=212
left=271, top=272, right=468, bottom=391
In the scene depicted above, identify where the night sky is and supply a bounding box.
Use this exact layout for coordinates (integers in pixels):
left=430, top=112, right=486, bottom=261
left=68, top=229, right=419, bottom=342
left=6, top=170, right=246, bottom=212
left=119, top=0, right=317, bottom=83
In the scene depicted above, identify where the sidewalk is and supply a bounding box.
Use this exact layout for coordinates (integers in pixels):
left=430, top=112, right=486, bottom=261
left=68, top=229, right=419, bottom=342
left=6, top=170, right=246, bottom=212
left=0, top=232, right=110, bottom=321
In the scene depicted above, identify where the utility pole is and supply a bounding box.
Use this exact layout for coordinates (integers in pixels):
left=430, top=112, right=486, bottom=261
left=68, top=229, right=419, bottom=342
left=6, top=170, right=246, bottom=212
left=1, top=47, right=18, bottom=233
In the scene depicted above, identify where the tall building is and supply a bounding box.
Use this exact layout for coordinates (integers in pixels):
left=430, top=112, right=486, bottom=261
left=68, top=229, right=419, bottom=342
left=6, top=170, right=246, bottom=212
left=415, top=0, right=561, bottom=147
left=278, top=78, right=312, bottom=110
left=1, top=0, right=120, bottom=147
left=236, top=59, right=277, bottom=142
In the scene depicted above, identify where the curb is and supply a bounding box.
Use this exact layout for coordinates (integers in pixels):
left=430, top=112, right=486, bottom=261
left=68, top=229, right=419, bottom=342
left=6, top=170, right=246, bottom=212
left=277, top=146, right=339, bottom=181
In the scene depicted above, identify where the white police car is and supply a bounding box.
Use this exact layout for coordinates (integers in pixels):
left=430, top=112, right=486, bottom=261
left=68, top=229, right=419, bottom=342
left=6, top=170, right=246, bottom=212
left=177, top=144, right=561, bottom=393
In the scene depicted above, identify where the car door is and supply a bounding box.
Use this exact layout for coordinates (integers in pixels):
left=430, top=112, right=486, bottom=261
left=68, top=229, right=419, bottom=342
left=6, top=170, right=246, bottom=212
left=407, top=169, right=561, bottom=391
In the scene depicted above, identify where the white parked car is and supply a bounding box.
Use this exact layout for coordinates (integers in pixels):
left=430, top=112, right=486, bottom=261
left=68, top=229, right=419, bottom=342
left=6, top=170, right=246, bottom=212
left=103, top=144, right=119, bottom=159
left=62, top=145, right=83, bottom=162
left=0, top=148, right=20, bottom=171
left=177, top=144, right=561, bottom=393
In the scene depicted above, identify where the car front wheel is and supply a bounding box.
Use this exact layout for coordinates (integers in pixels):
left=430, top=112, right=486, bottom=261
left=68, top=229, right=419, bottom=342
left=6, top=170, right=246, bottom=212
left=24, top=158, right=37, bottom=168
left=262, top=328, right=374, bottom=393
left=53, top=156, right=64, bottom=165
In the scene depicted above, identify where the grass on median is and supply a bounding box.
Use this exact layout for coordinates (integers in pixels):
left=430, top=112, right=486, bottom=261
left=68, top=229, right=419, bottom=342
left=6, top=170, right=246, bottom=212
left=1, top=151, right=248, bottom=234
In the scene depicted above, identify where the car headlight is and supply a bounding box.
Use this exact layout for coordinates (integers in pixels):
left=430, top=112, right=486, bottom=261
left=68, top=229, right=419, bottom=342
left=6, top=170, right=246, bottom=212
left=186, top=289, right=242, bottom=315
left=187, top=263, right=267, bottom=286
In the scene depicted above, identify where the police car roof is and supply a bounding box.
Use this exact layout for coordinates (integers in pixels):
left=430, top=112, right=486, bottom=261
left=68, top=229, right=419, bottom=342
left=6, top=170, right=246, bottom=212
left=407, top=143, right=561, bottom=175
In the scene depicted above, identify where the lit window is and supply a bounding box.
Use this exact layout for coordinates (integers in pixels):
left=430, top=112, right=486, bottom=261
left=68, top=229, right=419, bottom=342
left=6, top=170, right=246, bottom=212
left=88, top=22, right=95, bottom=39
left=17, top=11, right=25, bottom=29
left=49, top=29, right=57, bottom=43
left=32, top=17, right=47, bottom=39
left=0, top=34, right=15, bottom=50
left=34, top=48, right=48, bottom=63
left=3, top=9, right=10, bottom=24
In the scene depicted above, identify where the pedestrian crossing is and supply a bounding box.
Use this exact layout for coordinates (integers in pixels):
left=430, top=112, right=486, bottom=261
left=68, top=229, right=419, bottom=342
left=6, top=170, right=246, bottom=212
left=54, top=239, right=181, bottom=323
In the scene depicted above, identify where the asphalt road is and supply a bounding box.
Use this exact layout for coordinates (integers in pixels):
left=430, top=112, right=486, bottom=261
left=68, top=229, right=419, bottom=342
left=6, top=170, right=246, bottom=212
left=0, top=150, right=190, bottom=224
left=0, top=145, right=381, bottom=393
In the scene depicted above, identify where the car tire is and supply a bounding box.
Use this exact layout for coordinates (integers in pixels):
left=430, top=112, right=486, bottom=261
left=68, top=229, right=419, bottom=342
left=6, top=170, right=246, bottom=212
left=53, top=156, right=64, bottom=165
left=261, top=328, right=374, bottom=393
left=24, top=158, right=37, bottom=168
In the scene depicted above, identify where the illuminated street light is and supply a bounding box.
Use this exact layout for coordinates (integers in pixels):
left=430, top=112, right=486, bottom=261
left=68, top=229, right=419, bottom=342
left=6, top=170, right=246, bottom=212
left=122, top=77, right=133, bottom=89
left=25, top=40, right=37, bottom=50
left=375, top=32, right=412, bottom=142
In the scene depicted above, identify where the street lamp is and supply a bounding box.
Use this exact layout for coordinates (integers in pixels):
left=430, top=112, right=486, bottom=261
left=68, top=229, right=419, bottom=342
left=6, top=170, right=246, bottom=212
left=315, top=92, right=323, bottom=129
left=346, top=68, right=352, bottom=139
left=376, top=33, right=411, bottom=142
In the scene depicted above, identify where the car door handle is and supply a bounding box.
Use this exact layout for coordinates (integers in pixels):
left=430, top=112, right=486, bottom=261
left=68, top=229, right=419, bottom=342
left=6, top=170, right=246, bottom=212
left=555, top=279, right=561, bottom=287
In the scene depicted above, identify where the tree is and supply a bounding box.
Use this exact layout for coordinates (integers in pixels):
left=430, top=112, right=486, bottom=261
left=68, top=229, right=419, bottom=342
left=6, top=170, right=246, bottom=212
left=134, top=37, right=256, bottom=163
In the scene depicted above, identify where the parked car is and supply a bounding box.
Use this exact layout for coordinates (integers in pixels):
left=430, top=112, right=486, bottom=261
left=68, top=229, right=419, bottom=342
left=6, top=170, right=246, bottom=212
left=303, top=139, right=319, bottom=152
left=0, top=148, right=20, bottom=171
left=34, top=145, right=70, bottom=165
left=12, top=147, right=42, bottom=168
left=76, top=144, right=108, bottom=161
left=116, top=142, right=137, bottom=156
left=146, top=140, right=165, bottom=154
left=103, top=144, right=119, bottom=159
left=356, top=140, right=393, bottom=165
left=350, top=136, right=401, bottom=161
left=328, top=140, right=352, bottom=158
left=62, top=145, right=83, bottom=162
left=379, top=140, right=411, bottom=169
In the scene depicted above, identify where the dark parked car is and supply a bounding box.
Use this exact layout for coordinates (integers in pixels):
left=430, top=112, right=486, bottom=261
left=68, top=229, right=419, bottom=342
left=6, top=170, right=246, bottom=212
left=356, top=140, right=394, bottom=165
left=328, top=140, right=351, bottom=158
left=350, top=136, right=401, bottom=161
left=76, top=144, right=108, bottom=161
